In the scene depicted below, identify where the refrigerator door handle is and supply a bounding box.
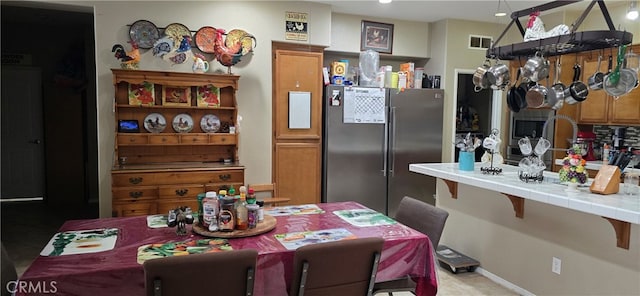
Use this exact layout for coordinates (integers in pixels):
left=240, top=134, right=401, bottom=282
left=382, top=106, right=390, bottom=177
left=389, top=106, right=396, bottom=177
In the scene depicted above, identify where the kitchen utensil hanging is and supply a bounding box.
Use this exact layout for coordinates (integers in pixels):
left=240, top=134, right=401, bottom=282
left=564, top=63, right=588, bottom=104
left=603, top=45, right=637, bottom=98
left=486, top=60, right=510, bottom=90
left=473, top=59, right=492, bottom=92
left=549, top=58, right=565, bottom=110
left=522, top=51, right=550, bottom=82
left=587, top=52, right=604, bottom=90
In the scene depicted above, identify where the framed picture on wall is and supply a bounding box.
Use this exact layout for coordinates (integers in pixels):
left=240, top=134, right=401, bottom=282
left=360, top=20, right=394, bottom=54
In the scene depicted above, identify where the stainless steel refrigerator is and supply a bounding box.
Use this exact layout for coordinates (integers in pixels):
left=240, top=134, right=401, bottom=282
left=322, top=86, right=444, bottom=216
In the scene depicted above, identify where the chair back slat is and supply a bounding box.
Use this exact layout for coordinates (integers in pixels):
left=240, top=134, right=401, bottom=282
left=143, top=249, right=258, bottom=296
left=289, top=237, right=384, bottom=296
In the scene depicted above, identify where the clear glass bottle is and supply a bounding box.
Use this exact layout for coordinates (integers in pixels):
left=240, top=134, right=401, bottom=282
left=235, top=195, right=248, bottom=230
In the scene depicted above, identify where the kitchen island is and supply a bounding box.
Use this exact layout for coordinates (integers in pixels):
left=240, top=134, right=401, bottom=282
left=410, top=163, right=639, bottom=295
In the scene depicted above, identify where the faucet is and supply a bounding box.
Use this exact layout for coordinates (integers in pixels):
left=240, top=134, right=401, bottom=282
left=542, top=113, right=577, bottom=148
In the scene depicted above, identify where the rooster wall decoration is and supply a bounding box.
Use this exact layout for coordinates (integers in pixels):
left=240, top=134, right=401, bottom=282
left=213, top=28, right=256, bottom=74
left=112, top=40, right=140, bottom=70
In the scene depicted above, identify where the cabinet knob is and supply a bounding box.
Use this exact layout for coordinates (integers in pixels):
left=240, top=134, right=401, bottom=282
left=129, top=191, right=143, bottom=198
left=129, top=177, right=143, bottom=185
left=219, top=174, right=231, bottom=181
left=175, top=189, right=189, bottom=196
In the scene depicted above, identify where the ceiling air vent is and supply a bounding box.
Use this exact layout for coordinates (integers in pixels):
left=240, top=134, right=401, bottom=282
left=469, top=35, right=492, bottom=50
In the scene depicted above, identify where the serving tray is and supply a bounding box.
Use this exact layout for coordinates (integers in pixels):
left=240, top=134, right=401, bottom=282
left=192, top=214, right=276, bottom=238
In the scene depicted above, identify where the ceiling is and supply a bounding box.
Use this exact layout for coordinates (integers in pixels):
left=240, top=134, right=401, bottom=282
left=306, top=0, right=627, bottom=24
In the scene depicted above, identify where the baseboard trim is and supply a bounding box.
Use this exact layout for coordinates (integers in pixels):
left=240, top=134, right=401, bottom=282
left=475, top=267, right=536, bottom=296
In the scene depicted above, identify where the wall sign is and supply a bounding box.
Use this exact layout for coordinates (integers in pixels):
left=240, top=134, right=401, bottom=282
left=285, top=11, right=308, bottom=41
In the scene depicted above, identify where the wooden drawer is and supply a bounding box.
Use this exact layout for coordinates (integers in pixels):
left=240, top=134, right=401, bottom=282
left=112, top=169, right=243, bottom=187
left=112, top=186, right=158, bottom=201
left=118, top=134, right=148, bottom=145
left=112, top=173, right=158, bottom=186
left=209, top=135, right=237, bottom=145
left=112, top=202, right=157, bottom=217
left=181, top=135, right=208, bottom=144
left=157, top=199, right=200, bottom=214
left=158, top=184, right=204, bottom=199
left=149, top=135, right=179, bottom=144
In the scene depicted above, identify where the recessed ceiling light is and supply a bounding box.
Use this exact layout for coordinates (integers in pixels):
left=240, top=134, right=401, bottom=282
left=627, top=1, right=638, bottom=20
left=379, top=0, right=392, bottom=3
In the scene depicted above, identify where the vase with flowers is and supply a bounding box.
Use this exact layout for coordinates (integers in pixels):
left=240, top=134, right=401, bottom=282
left=559, top=144, right=588, bottom=191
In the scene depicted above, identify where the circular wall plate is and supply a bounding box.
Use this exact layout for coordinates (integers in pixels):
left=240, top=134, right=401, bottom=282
left=129, top=20, right=160, bottom=49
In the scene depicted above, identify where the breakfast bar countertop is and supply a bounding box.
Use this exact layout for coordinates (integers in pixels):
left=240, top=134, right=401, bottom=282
left=409, top=163, right=640, bottom=225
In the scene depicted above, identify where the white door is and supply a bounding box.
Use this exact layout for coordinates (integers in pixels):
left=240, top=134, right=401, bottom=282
left=1, top=66, right=45, bottom=200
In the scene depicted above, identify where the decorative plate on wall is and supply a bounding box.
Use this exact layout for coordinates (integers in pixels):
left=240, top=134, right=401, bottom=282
left=194, top=26, right=217, bottom=53
left=172, top=113, right=194, bottom=133
left=129, top=20, right=160, bottom=49
left=164, top=23, right=192, bottom=49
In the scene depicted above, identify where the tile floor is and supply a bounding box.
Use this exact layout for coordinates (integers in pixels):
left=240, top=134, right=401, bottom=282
left=2, top=201, right=518, bottom=295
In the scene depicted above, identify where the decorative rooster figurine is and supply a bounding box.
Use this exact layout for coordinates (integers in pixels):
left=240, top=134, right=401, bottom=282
left=213, top=28, right=256, bottom=74
left=523, top=11, right=569, bottom=42
left=112, top=40, right=140, bottom=70
left=213, top=28, right=243, bottom=74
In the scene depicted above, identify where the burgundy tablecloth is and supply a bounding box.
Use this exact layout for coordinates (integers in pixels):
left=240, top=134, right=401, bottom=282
left=17, top=202, right=437, bottom=296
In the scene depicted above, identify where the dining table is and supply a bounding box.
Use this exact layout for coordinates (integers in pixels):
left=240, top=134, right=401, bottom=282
left=16, top=201, right=437, bottom=296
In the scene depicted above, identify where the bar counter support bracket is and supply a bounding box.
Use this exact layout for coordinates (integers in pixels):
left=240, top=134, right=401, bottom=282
left=439, top=177, right=629, bottom=249
left=443, top=180, right=458, bottom=199
left=603, top=217, right=630, bottom=249
left=502, top=194, right=525, bottom=218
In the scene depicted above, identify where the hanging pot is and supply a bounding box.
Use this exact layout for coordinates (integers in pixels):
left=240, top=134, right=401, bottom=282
left=486, top=60, right=510, bottom=90
left=587, top=54, right=604, bottom=90
left=473, top=59, right=491, bottom=92
left=549, top=59, right=565, bottom=110
left=522, top=51, right=550, bottom=82
left=525, top=82, right=548, bottom=108
left=564, top=64, right=588, bottom=104
left=507, top=68, right=521, bottom=112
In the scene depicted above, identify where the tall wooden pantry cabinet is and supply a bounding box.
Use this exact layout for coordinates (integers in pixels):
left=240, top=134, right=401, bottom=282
left=110, top=69, right=244, bottom=217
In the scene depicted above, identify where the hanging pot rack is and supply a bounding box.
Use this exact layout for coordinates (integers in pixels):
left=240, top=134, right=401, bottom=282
left=486, top=0, right=633, bottom=60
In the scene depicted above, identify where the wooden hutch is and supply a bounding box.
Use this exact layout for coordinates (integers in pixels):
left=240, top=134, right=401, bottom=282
left=111, top=69, right=244, bottom=217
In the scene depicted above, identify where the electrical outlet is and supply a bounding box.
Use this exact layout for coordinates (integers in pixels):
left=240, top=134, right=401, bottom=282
left=552, top=257, right=562, bottom=274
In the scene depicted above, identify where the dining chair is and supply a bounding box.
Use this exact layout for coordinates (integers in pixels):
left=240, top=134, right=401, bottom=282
left=289, top=237, right=384, bottom=296
left=1, top=242, right=17, bottom=296
left=249, top=183, right=291, bottom=206
left=143, top=248, right=258, bottom=296
left=372, top=196, right=449, bottom=296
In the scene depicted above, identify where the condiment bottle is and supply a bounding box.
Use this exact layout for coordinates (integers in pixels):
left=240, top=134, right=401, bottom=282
left=196, top=192, right=206, bottom=225
left=202, top=191, right=218, bottom=230
left=246, top=204, right=259, bottom=229
left=239, top=186, right=247, bottom=200
left=256, top=200, right=265, bottom=222
left=218, top=196, right=236, bottom=232
left=247, top=188, right=257, bottom=205
left=235, top=195, right=248, bottom=230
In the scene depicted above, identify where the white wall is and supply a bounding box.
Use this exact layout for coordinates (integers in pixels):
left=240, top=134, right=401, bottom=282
left=328, top=13, right=430, bottom=58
